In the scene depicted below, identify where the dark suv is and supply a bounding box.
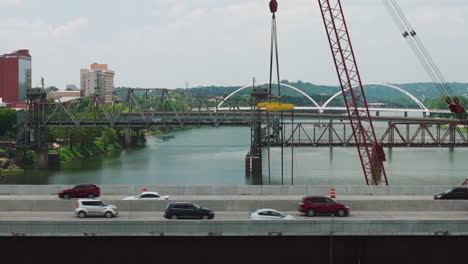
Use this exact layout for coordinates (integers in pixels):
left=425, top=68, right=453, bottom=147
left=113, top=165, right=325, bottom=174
left=58, top=184, right=101, bottom=199
left=164, top=202, right=215, bottom=220
left=298, top=196, right=350, bottom=217
left=434, top=187, right=468, bottom=200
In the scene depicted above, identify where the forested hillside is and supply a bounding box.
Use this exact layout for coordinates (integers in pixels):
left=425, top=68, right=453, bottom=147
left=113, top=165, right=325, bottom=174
left=115, top=81, right=468, bottom=109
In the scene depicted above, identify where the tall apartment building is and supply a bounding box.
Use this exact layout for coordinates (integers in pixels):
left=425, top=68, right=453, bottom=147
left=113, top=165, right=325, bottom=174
left=80, top=63, right=114, bottom=104
left=0, top=50, right=31, bottom=108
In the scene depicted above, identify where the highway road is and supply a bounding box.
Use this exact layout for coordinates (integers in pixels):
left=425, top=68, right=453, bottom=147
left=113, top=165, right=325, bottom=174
left=0, top=211, right=467, bottom=221
left=0, top=195, right=438, bottom=200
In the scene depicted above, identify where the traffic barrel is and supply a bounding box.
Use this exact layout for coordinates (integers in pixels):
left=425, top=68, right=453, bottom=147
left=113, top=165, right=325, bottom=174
left=330, top=188, right=336, bottom=198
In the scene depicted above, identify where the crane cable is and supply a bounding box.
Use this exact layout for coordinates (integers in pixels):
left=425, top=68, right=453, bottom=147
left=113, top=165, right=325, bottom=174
left=388, top=0, right=452, bottom=91
left=383, top=0, right=448, bottom=96
left=392, top=1, right=454, bottom=96
left=269, top=0, right=281, bottom=98
left=267, top=0, right=285, bottom=184
left=383, top=0, right=463, bottom=113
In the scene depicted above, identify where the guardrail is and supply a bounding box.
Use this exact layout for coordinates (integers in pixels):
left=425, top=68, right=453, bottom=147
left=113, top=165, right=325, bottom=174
left=0, top=185, right=455, bottom=196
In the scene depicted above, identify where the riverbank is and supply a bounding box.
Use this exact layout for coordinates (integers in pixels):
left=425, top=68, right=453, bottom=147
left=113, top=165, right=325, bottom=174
left=55, top=140, right=122, bottom=162
left=0, top=157, right=23, bottom=180
left=48, top=127, right=188, bottom=163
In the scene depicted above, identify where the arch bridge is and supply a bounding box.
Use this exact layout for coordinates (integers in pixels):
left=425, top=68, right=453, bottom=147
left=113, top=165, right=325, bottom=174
left=217, top=82, right=439, bottom=115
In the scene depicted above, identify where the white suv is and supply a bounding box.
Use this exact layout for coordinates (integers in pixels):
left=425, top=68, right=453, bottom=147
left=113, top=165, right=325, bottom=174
left=74, top=199, right=118, bottom=218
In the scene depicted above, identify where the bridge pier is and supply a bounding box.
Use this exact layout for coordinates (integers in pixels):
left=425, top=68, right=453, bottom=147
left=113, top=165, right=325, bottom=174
left=245, top=152, right=262, bottom=184
left=124, top=128, right=133, bottom=147
left=37, top=148, right=49, bottom=169
left=245, top=122, right=263, bottom=184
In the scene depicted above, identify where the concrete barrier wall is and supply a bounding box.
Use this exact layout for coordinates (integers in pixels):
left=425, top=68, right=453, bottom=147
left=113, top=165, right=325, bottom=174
left=0, top=185, right=456, bottom=196
left=1, top=219, right=468, bottom=236
left=1, top=199, right=467, bottom=212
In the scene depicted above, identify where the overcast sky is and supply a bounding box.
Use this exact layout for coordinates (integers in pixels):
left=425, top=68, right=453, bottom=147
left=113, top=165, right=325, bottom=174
left=0, top=0, right=467, bottom=89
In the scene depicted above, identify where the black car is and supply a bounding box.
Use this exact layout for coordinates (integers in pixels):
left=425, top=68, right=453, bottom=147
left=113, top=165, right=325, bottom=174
left=164, top=202, right=215, bottom=220
left=434, top=187, right=468, bottom=200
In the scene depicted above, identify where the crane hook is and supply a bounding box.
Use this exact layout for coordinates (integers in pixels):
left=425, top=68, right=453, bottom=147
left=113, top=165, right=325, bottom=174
left=269, top=0, right=278, bottom=13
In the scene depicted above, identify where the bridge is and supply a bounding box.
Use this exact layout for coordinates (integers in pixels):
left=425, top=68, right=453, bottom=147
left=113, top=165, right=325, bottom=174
left=217, top=82, right=449, bottom=115
left=16, top=82, right=467, bottom=169
left=0, top=184, right=467, bottom=237
left=3, top=185, right=467, bottom=262
left=18, top=82, right=466, bottom=148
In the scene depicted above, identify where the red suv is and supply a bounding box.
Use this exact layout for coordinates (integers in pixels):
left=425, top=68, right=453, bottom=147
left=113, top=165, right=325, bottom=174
left=58, top=184, right=101, bottom=199
left=298, top=196, right=350, bottom=217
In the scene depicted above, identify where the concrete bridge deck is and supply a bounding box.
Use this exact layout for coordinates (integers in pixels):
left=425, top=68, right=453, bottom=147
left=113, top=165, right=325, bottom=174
left=0, top=184, right=457, bottom=196
left=0, top=185, right=466, bottom=237
left=0, top=211, right=467, bottom=237
left=0, top=195, right=466, bottom=212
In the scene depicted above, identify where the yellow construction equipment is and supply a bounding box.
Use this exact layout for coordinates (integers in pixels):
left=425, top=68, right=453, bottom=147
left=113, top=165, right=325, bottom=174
left=257, top=102, right=294, bottom=111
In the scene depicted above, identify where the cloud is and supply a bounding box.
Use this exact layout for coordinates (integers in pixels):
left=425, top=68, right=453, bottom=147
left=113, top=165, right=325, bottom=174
left=0, top=16, right=89, bottom=41
left=0, top=0, right=21, bottom=6
left=2, top=0, right=468, bottom=89
left=414, top=7, right=442, bottom=22
left=50, top=17, right=88, bottom=38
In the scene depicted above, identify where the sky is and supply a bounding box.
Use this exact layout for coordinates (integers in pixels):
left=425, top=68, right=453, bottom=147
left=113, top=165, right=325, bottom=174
left=0, top=0, right=467, bottom=89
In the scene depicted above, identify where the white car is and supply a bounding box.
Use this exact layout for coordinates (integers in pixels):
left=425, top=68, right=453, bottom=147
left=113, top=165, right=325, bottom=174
left=249, top=209, right=295, bottom=220
left=123, top=191, right=170, bottom=200
left=74, top=199, right=118, bottom=218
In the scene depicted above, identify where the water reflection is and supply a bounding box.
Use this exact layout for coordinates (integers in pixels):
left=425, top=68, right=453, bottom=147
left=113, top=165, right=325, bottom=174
left=1, top=124, right=467, bottom=185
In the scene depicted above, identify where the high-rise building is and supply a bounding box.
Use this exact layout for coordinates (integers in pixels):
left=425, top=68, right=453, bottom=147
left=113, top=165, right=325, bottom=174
left=0, top=50, right=31, bottom=108
left=80, top=63, right=114, bottom=104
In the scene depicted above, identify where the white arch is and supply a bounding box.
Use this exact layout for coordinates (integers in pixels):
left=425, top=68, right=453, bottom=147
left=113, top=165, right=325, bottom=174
left=217, top=82, right=321, bottom=109
left=321, top=82, right=428, bottom=111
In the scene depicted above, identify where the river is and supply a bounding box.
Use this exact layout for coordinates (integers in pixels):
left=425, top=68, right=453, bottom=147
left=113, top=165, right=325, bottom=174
left=2, top=120, right=467, bottom=185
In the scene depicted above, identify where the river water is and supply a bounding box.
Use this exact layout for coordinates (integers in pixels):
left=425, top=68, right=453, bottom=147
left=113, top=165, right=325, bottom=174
left=2, top=119, right=467, bottom=185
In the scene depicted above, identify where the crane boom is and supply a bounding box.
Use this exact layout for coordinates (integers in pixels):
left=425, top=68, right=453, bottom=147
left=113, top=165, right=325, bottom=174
left=318, top=0, right=388, bottom=185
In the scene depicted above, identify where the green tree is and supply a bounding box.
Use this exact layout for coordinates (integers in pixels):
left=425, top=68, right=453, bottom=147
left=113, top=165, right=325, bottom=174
left=46, top=86, right=59, bottom=92
left=101, top=128, right=117, bottom=148
left=0, top=108, right=16, bottom=138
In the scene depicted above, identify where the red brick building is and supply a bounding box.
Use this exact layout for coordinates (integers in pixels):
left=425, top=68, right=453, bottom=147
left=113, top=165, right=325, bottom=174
left=0, top=50, right=31, bottom=108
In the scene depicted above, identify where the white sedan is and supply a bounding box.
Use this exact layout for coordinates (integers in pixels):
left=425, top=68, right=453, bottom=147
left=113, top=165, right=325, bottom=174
left=249, top=209, right=295, bottom=220
left=123, top=192, right=170, bottom=200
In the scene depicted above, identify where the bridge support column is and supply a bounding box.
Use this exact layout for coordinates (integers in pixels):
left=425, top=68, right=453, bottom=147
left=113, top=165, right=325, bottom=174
left=37, top=147, right=49, bottom=169
left=34, top=126, right=50, bottom=169
left=246, top=114, right=263, bottom=184
left=124, top=128, right=133, bottom=147
left=245, top=151, right=262, bottom=184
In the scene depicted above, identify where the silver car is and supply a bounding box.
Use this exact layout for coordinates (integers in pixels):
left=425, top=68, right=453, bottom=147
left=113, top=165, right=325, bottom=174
left=74, top=199, right=118, bottom=218
left=249, top=208, right=295, bottom=220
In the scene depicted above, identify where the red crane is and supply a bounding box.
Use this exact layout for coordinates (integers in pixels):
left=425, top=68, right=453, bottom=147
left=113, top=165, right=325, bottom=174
left=317, top=0, right=388, bottom=185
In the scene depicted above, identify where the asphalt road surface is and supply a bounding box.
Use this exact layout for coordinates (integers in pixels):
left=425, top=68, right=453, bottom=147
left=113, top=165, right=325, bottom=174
left=0, top=211, right=466, bottom=221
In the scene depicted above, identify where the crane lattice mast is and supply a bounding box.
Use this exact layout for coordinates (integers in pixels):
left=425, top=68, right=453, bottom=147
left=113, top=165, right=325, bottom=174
left=318, top=0, right=388, bottom=185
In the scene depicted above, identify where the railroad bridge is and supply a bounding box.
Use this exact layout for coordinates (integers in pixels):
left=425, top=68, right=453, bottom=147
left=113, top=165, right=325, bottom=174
left=16, top=83, right=468, bottom=168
